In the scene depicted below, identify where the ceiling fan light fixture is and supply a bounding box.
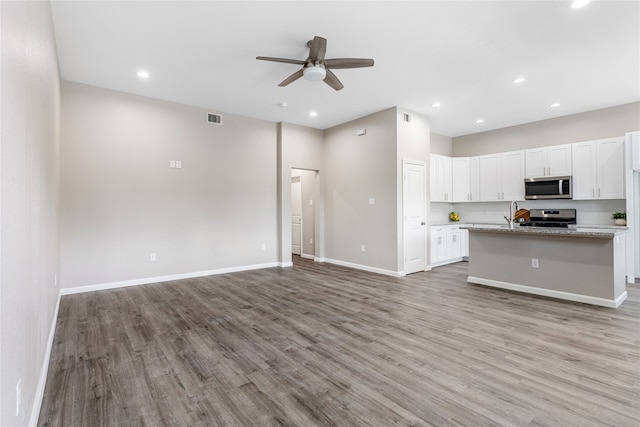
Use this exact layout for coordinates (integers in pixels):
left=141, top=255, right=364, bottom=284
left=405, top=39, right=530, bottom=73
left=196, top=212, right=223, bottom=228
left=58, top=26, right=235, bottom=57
left=303, top=65, right=326, bottom=82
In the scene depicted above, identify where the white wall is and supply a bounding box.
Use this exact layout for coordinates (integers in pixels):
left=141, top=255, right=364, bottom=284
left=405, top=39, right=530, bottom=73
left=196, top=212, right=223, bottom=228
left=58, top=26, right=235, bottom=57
left=1, top=1, right=61, bottom=425
left=60, top=82, right=278, bottom=289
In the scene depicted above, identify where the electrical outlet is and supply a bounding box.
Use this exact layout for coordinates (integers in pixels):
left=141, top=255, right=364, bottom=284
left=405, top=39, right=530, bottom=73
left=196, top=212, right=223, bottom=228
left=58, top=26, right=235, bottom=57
left=261, top=243, right=266, bottom=251
left=532, top=258, right=539, bottom=268
left=150, top=253, right=157, bottom=262
left=310, top=238, right=313, bottom=245
left=169, top=160, right=176, bottom=168
left=54, top=273, right=58, bottom=288
left=361, top=244, right=366, bottom=252
left=176, top=160, right=182, bottom=169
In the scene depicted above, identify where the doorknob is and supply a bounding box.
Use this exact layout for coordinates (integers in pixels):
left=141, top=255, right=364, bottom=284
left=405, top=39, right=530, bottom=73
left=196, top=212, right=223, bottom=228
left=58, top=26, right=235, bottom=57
left=421, top=221, right=426, bottom=225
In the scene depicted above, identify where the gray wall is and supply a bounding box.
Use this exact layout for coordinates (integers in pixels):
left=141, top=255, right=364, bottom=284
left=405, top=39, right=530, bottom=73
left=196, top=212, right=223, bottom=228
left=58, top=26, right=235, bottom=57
left=1, top=1, right=61, bottom=425
left=277, top=122, right=324, bottom=265
left=299, top=169, right=317, bottom=258
left=324, top=108, right=398, bottom=272
left=430, top=132, right=452, bottom=156
left=397, top=108, right=431, bottom=271
left=60, top=82, right=278, bottom=288
left=453, top=102, right=640, bottom=157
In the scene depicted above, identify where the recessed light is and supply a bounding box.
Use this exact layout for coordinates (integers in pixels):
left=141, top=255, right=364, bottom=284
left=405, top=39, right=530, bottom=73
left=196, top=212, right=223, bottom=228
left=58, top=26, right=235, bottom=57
left=513, top=77, right=526, bottom=84
left=570, top=0, right=590, bottom=8
left=550, top=103, right=561, bottom=108
left=309, top=111, right=318, bottom=117
left=137, top=70, right=150, bottom=79
left=476, top=119, right=484, bottom=124
left=432, top=102, right=441, bottom=108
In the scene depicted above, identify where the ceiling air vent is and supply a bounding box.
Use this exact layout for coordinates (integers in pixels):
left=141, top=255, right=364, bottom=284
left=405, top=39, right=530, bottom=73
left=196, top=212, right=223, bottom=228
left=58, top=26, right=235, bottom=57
left=207, top=113, right=223, bottom=125
left=402, top=113, right=412, bottom=123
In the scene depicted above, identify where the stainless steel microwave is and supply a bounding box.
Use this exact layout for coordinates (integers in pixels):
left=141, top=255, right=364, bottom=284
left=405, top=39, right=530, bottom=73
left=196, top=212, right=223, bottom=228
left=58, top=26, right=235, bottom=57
left=524, top=176, right=572, bottom=200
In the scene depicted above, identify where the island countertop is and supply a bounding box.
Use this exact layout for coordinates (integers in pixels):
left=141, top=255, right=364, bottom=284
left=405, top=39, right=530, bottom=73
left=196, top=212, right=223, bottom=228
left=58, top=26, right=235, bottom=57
left=461, top=224, right=627, bottom=239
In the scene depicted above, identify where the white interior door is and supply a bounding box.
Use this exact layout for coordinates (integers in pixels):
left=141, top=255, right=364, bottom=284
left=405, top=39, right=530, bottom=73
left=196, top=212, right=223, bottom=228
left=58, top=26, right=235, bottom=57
left=403, top=160, right=427, bottom=274
left=291, top=175, right=302, bottom=255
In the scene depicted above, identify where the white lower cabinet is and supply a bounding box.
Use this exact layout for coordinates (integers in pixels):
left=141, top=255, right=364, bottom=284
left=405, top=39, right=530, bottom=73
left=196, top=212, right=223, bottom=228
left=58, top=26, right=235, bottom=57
left=431, top=225, right=469, bottom=267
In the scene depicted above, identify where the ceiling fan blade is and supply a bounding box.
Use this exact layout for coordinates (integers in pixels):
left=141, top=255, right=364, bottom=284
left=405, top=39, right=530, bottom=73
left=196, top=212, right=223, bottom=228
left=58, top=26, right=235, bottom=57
left=278, top=69, right=304, bottom=87
left=256, top=56, right=306, bottom=66
left=324, top=58, right=375, bottom=69
left=323, top=69, right=344, bottom=91
left=308, top=36, right=327, bottom=62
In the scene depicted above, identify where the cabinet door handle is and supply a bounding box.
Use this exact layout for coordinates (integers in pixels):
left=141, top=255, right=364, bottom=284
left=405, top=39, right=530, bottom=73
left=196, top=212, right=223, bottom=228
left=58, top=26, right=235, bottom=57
left=597, top=188, right=601, bottom=198
left=592, top=188, right=595, bottom=197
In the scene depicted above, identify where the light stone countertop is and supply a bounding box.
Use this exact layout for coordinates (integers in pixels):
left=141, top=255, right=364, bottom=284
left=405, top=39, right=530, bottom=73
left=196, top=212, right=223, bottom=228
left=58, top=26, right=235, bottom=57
left=460, top=223, right=628, bottom=239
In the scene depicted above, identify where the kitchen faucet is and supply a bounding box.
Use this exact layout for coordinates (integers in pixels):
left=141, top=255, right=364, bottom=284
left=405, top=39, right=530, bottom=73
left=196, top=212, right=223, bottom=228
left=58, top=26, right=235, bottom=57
left=504, top=201, right=519, bottom=229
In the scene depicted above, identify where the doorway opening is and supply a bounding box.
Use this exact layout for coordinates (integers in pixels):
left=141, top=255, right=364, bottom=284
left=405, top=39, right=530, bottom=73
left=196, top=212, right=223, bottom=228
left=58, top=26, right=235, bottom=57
left=291, top=168, right=317, bottom=259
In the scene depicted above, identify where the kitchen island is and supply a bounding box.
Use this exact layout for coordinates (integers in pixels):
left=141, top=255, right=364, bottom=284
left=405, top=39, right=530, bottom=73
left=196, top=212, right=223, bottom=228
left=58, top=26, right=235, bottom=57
left=462, top=224, right=628, bottom=308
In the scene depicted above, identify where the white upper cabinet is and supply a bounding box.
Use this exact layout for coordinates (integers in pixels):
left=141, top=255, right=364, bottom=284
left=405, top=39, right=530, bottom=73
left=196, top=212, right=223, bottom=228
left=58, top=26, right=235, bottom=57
left=430, top=154, right=452, bottom=202
left=468, top=157, right=480, bottom=202
left=500, top=151, right=526, bottom=200
left=572, top=138, right=624, bottom=200
left=630, top=132, right=640, bottom=171
left=479, top=154, right=500, bottom=201
left=479, top=150, right=525, bottom=201
left=452, top=157, right=469, bottom=202
left=451, top=156, right=481, bottom=202
left=525, top=144, right=572, bottom=178
left=442, top=156, right=481, bottom=203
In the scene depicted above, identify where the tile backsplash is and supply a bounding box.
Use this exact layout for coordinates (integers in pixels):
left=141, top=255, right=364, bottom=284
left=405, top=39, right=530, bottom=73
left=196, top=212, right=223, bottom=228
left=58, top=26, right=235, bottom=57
left=430, top=199, right=626, bottom=226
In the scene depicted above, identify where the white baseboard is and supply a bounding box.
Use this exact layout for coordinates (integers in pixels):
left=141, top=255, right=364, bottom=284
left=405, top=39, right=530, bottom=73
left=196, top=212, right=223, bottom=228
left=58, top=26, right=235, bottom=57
left=300, top=253, right=314, bottom=260
left=323, top=258, right=403, bottom=277
left=30, top=292, right=61, bottom=427
left=280, top=262, right=293, bottom=267
left=314, top=257, right=326, bottom=262
left=60, top=262, right=281, bottom=295
left=468, top=276, right=627, bottom=308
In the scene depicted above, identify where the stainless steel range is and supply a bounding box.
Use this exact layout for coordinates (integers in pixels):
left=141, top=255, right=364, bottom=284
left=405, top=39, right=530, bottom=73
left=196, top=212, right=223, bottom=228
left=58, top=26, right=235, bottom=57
left=520, top=208, right=577, bottom=228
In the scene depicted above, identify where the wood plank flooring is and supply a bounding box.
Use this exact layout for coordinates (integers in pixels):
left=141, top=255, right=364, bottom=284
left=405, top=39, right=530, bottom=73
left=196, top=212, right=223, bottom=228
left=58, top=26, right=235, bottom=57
left=39, top=257, right=640, bottom=426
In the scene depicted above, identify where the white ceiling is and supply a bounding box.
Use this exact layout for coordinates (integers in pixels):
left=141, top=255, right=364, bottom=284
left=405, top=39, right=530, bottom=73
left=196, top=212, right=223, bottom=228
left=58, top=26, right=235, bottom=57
left=50, top=1, right=640, bottom=137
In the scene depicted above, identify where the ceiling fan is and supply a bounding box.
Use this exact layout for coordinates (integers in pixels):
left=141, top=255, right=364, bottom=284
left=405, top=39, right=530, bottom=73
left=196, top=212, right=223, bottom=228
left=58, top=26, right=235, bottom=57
left=256, top=36, right=374, bottom=91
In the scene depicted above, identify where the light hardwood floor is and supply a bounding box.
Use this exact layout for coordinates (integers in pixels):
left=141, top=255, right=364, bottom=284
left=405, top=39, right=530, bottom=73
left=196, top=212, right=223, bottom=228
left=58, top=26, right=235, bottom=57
left=39, top=257, right=640, bottom=426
